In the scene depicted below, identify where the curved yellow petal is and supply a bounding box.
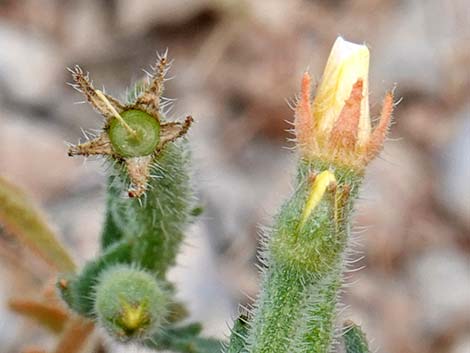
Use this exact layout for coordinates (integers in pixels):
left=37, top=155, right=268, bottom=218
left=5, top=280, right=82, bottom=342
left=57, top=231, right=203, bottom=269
left=312, top=37, right=370, bottom=146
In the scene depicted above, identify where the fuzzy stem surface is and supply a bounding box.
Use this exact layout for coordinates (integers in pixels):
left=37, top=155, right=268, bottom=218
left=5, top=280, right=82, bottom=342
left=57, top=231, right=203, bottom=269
left=241, top=160, right=361, bottom=353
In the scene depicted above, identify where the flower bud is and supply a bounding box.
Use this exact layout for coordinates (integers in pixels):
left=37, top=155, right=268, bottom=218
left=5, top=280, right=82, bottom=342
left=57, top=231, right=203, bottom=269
left=313, top=37, right=370, bottom=146
left=94, top=265, right=168, bottom=342
left=295, top=37, right=394, bottom=170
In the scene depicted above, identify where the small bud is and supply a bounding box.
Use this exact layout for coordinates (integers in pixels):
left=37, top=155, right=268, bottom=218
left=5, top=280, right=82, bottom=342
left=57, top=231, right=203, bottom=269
left=295, top=37, right=393, bottom=170
left=94, top=265, right=168, bottom=342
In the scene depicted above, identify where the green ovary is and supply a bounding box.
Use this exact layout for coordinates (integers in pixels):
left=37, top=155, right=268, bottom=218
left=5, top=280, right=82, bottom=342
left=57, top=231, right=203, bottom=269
left=109, top=109, right=160, bottom=157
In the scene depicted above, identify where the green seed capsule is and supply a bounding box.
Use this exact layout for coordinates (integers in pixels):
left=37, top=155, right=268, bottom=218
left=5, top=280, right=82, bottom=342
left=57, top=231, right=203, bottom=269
left=109, top=110, right=160, bottom=157
left=94, top=265, right=168, bottom=342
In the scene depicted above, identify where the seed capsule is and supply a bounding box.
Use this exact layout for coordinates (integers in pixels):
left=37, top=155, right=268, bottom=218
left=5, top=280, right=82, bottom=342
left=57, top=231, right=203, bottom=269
left=108, top=110, right=161, bottom=158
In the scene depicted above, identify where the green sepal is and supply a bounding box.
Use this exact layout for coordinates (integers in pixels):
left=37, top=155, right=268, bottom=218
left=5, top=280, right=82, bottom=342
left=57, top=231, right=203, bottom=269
left=343, top=321, right=371, bottom=353
left=146, top=323, right=224, bottom=353
left=269, top=160, right=359, bottom=274
left=56, top=272, right=77, bottom=310
left=61, top=239, right=133, bottom=317
left=227, top=314, right=249, bottom=353
left=166, top=301, right=190, bottom=323
left=190, top=205, right=204, bottom=218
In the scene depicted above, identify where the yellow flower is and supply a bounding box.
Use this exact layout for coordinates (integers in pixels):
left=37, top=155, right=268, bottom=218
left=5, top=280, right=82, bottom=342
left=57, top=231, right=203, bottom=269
left=295, top=37, right=394, bottom=170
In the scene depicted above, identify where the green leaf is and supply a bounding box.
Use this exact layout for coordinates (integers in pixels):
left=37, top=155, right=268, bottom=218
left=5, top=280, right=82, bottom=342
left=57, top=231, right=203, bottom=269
left=0, top=176, right=75, bottom=272
left=227, top=314, right=249, bottom=353
left=100, top=198, right=125, bottom=250
left=59, top=239, right=133, bottom=316
left=343, top=320, right=371, bottom=353
left=146, top=323, right=224, bottom=353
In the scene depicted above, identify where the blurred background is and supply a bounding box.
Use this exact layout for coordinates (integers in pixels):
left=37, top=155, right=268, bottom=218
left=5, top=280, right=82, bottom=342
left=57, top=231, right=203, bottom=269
left=0, top=1, right=469, bottom=352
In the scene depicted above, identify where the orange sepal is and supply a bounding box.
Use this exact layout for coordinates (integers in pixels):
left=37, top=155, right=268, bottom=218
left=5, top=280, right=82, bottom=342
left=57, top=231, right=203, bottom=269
left=366, top=92, right=394, bottom=161
left=329, top=79, right=363, bottom=151
left=295, top=72, right=315, bottom=150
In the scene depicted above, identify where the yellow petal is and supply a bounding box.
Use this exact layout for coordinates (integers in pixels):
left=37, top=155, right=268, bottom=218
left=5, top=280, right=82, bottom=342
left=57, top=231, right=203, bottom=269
left=312, top=37, right=370, bottom=146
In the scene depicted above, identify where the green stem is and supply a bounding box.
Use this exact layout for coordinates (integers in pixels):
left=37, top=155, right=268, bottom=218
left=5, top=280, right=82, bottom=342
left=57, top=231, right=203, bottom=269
left=100, top=183, right=125, bottom=250
left=247, top=264, right=342, bottom=353
left=239, top=160, right=361, bottom=353
left=106, top=142, right=194, bottom=277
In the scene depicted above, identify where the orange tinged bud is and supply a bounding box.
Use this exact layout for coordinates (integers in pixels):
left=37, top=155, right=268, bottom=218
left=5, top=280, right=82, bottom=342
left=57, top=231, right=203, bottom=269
left=294, top=37, right=394, bottom=170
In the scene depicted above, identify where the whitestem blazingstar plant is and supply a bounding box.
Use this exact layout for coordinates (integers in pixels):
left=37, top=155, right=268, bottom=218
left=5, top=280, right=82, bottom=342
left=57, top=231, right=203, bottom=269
left=18, top=36, right=394, bottom=353
left=226, top=36, right=393, bottom=353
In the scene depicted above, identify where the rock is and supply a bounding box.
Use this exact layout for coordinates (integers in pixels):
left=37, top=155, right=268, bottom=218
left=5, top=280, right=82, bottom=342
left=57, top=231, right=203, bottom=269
left=407, top=248, right=470, bottom=334
left=0, top=110, right=101, bottom=203
left=0, top=24, right=62, bottom=104
left=356, top=140, right=432, bottom=268
left=116, top=0, right=212, bottom=35
left=398, top=101, right=456, bottom=151
left=346, top=271, right=424, bottom=353
left=169, top=223, right=233, bottom=338
left=437, top=109, right=470, bottom=229
left=47, top=191, right=104, bottom=265
left=0, top=265, right=55, bottom=351
left=0, top=266, right=22, bottom=351
left=60, top=0, right=112, bottom=58
left=371, top=0, right=468, bottom=97
left=452, top=335, right=470, bottom=353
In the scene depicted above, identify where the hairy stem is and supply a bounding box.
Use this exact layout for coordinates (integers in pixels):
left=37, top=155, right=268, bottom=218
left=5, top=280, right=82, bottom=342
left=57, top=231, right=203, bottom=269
left=240, top=160, right=361, bottom=353
left=106, top=142, right=194, bottom=277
